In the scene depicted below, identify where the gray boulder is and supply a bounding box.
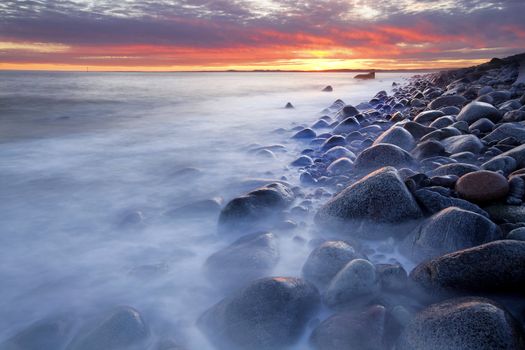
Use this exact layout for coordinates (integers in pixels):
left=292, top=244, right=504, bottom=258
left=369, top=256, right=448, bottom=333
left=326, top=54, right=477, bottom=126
left=430, top=163, right=479, bottom=177
left=441, top=134, right=484, bottom=154
left=326, top=157, right=353, bottom=175
left=494, top=143, right=525, bottom=168
left=66, top=307, right=148, bottom=350
left=410, top=240, right=525, bottom=295
left=219, top=183, right=294, bottom=232
left=323, top=146, right=355, bottom=161
left=429, top=95, right=467, bottom=109
left=333, top=117, right=360, bottom=134
left=205, top=232, right=279, bottom=289
left=198, top=277, right=320, bottom=350
left=403, top=122, right=436, bottom=140
left=414, top=110, right=445, bottom=125
left=413, top=188, right=488, bottom=217
left=411, top=140, right=446, bottom=160
left=323, top=259, right=380, bottom=309
left=292, top=128, right=316, bottom=139
left=429, top=116, right=455, bottom=129
left=457, top=101, right=501, bottom=124
left=315, top=167, right=422, bottom=238
left=483, top=123, right=525, bottom=144
left=302, top=240, right=362, bottom=287
left=401, top=207, right=500, bottom=263
left=373, top=126, right=415, bottom=151
left=353, top=144, right=416, bottom=173
left=469, top=118, right=494, bottom=133
left=396, top=297, right=525, bottom=350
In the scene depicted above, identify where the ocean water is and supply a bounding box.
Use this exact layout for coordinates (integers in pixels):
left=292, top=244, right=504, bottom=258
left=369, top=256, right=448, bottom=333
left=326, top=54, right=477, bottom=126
left=0, top=71, right=414, bottom=348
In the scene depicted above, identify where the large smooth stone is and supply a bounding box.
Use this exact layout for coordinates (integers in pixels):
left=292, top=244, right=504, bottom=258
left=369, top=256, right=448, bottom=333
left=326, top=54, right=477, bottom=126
left=323, top=146, right=356, bottom=161
left=321, top=135, right=346, bottom=152
left=483, top=123, right=525, bottom=144
left=411, top=140, right=447, bottom=160
left=353, top=144, right=416, bottom=173
left=323, top=259, right=380, bottom=309
left=292, top=128, right=316, bottom=139
left=310, top=305, right=386, bottom=350
left=455, top=170, right=509, bottom=204
left=494, top=144, right=525, bottom=168
left=403, top=122, right=436, bottom=140
left=205, top=232, right=279, bottom=289
left=441, top=134, right=484, bottom=154
left=414, top=110, right=445, bottom=125
left=327, top=157, right=353, bottom=175
left=430, top=163, right=479, bottom=177
left=457, top=101, right=501, bottom=124
left=198, top=277, right=320, bottom=350
left=413, top=188, right=488, bottom=217
left=302, top=240, right=362, bottom=287
left=410, top=240, right=525, bottom=295
left=315, top=167, right=422, bottom=238
left=429, top=95, right=467, bottom=109
left=469, top=118, right=494, bottom=133
left=66, top=307, right=148, bottom=350
left=333, top=117, right=360, bottom=134
left=219, top=183, right=294, bottom=232
left=481, top=156, right=517, bottom=175
left=484, top=204, right=525, bottom=224
left=396, top=297, right=525, bottom=350
left=429, top=116, right=455, bottom=129
left=401, top=207, right=500, bottom=263
left=373, top=126, right=415, bottom=151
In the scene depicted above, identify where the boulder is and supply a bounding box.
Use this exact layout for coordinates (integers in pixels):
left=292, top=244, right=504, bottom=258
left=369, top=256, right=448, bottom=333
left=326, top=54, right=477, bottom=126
left=411, top=140, right=447, bottom=160
left=315, top=167, right=422, bottom=238
left=420, top=127, right=461, bottom=142
left=285, top=102, right=294, bottom=109
left=484, top=204, right=525, bottom=224
left=291, top=155, right=313, bottom=167
left=481, top=156, right=517, bottom=175
left=469, top=118, right=494, bottom=133
left=219, top=183, right=294, bottom=232
left=353, top=144, right=416, bottom=173
left=292, top=128, right=316, bottom=139
left=429, top=95, right=467, bottom=109
left=204, top=232, right=279, bottom=289
left=396, top=297, right=525, bottom=350
left=430, top=163, right=479, bottom=177
left=326, top=157, right=353, bottom=175
left=322, top=85, right=333, bottom=92
left=373, top=126, right=415, bottom=151
left=413, top=188, right=488, bottom=217
left=455, top=170, right=509, bottom=204
left=310, top=305, right=386, bottom=350
left=429, top=116, right=454, bottom=129
left=198, top=277, right=320, bottom=350
left=403, top=122, right=436, bottom=140
left=410, top=240, right=525, bottom=295
left=323, top=146, right=355, bottom=161
left=333, top=117, right=360, bottom=134
left=414, top=110, right=445, bottom=125
left=483, top=123, right=525, bottom=144
left=495, top=144, right=525, bottom=168
left=376, top=264, right=408, bottom=292
left=323, top=259, right=380, bottom=309
left=66, top=307, right=148, bottom=350
left=302, top=240, right=362, bottom=287
left=507, top=227, right=525, bottom=241
left=441, top=134, right=484, bottom=154
left=457, top=101, right=501, bottom=124
left=340, top=105, right=359, bottom=119
left=401, top=207, right=500, bottom=263
left=321, top=135, right=346, bottom=152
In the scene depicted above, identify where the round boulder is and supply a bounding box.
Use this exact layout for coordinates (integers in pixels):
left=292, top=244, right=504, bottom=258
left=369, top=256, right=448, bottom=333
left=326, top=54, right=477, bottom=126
left=457, top=101, right=501, bottom=124
left=455, top=170, right=509, bottom=204
left=353, top=144, right=416, bottom=173
left=396, top=297, right=525, bottom=350
left=198, top=277, right=320, bottom=350
left=373, top=126, right=416, bottom=151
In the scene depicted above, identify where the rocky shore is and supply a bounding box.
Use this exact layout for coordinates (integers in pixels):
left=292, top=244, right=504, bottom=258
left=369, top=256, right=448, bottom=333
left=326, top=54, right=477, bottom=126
left=3, top=53, right=525, bottom=350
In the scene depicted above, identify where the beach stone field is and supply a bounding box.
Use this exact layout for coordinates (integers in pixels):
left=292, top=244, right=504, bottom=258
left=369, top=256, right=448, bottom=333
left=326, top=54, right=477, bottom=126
left=4, top=53, right=525, bottom=350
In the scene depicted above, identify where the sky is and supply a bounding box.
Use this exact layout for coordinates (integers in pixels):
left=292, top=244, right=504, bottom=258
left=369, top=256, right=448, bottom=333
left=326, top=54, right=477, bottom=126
left=0, top=0, right=524, bottom=71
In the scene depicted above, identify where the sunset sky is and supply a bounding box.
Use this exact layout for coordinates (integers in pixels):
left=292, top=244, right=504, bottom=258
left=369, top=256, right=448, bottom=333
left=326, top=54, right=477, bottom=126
left=1, top=0, right=524, bottom=71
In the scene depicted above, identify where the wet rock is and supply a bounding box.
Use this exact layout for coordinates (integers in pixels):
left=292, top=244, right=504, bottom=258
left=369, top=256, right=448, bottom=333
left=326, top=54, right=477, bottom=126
left=376, top=264, right=408, bottom=292
left=469, top=118, right=494, bottom=133
left=430, top=163, right=479, bottom=177
left=455, top=170, right=509, bottom=204
left=411, top=140, right=446, bottom=160
left=429, top=175, right=458, bottom=188
left=457, top=101, right=501, bottom=124
left=340, top=105, right=360, bottom=119
left=396, top=297, right=525, bottom=350
left=322, top=85, right=333, bottom=92
left=439, top=106, right=460, bottom=115
left=506, top=176, right=524, bottom=205
left=410, top=240, right=525, bottom=295
left=291, top=155, right=313, bottom=167
left=403, top=122, right=436, bottom=140
left=66, top=307, right=148, bottom=350
left=205, top=232, right=279, bottom=289
left=429, top=116, right=454, bottom=129
left=495, top=143, right=525, bottom=168
left=414, top=110, right=445, bottom=125
left=302, top=240, right=362, bottom=287
left=292, top=128, right=316, bottom=139
left=327, top=157, right=353, bottom=175
left=324, top=259, right=380, bottom=309
left=450, top=151, right=477, bottom=163
left=502, top=110, right=525, bottom=122
left=312, top=119, right=331, bottom=129
left=429, top=95, right=467, bottom=109
left=219, top=183, right=294, bottom=232
left=323, top=146, right=356, bottom=161
left=401, top=207, right=500, bottom=262
left=413, top=188, right=489, bottom=217
left=441, top=134, right=484, bottom=154
left=315, top=167, right=422, bottom=237
left=508, top=227, right=525, bottom=241
left=310, top=305, right=386, bottom=350
left=198, top=277, right=320, bottom=350
left=484, top=204, right=525, bottom=224
left=353, top=144, right=417, bottom=173
left=420, top=126, right=461, bottom=142
left=321, top=135, right=346, bottom=152
left=1, top=316, right=73, bottom=350
left=285, top=102, right=294, bottom=109
left=483, top=123, right=525, bottom=143
left=481, top=155, right=517, bottom=175
left=333, top=117, right=360, bottom=134
left=489, top=90, right=512, bottom=104
left=373, top=126, right=415, bottom=151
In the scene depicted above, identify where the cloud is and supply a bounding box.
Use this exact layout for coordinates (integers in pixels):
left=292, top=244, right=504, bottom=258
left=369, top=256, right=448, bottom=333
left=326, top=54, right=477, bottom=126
left=0, top=0, right=524, bottom=69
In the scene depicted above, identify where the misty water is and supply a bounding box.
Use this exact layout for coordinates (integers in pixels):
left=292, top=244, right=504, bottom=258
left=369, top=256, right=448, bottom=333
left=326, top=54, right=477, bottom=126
left=0, top=71, right=414, bottom=349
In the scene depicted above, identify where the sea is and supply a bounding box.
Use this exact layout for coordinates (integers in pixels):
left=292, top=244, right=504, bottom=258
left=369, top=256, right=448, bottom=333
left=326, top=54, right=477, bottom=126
left=0, top=71, right=415, bottom=348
